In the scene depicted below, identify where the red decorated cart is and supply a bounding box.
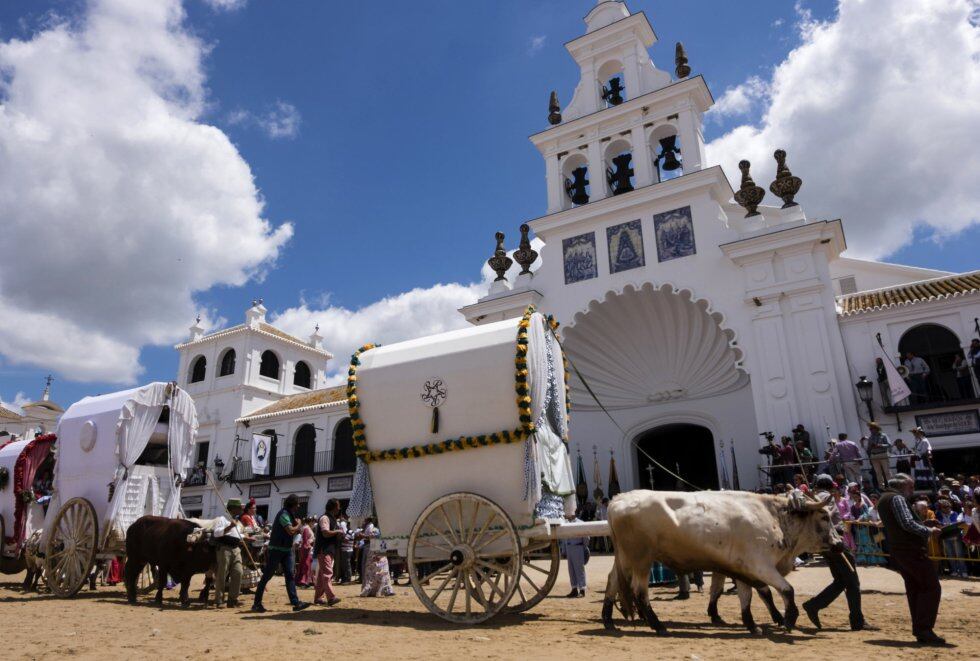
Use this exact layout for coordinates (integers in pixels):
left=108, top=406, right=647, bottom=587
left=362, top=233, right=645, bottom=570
left=0, top=433, right=56, bottom=574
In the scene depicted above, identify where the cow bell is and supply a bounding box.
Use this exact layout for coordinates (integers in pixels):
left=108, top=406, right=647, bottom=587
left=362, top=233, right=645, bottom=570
left=658, top=136, right=682, bottom=171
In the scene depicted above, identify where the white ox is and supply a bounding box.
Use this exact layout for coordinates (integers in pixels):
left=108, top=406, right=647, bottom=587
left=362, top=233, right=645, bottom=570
left=602, top=489, right=843, bottom=634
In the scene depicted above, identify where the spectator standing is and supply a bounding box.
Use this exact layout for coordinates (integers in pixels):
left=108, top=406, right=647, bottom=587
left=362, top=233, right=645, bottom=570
left=792, top=424, right=812, bottom=451
left=828, top=434, right=863, bottom=486
left=803, top=474, right=867, bottom=631
left=296, top=519, right=314, bottom=588
left=904, top=352, right=931, bottom=402
left=934, top=500, right=968, bottom=578
left=251, top=494, right=310, bottom=613
left=879, top=475, right=945, bottom=646
left=314, top=499, right=343, bottom=606
left=892, top=438, right=913, bottom=475
left=863, top=422, right=892, bottom=491
left=777, top=436, right=797, bottom=485
left=337, top=514, right=354, bottom=584
left=240, top=499, right=258, bottom=528
left=952, top=350, right=974, bottom=399
left=910, top=428, right=936, bottom=491
left=562, top=514, right=589, bottom=598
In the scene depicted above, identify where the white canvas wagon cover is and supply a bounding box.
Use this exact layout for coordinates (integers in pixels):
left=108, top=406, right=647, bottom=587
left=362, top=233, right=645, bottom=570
left=348, top=310, right=575, bottom=542
left=45, top=382, right=198, bottom=544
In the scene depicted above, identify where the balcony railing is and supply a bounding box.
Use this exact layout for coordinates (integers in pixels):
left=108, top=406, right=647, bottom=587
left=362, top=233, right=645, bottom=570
left=229, top=450, right=349, bottom=482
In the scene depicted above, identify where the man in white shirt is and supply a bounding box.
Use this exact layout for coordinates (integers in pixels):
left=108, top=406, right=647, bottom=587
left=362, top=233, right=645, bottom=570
left=903, top=352, right=930, bottom=402
left=212, top=498, right=245, bottom=608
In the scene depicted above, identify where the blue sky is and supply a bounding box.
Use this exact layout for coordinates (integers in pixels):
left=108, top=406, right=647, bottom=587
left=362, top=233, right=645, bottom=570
left=1, top=0, right=978, bottom=409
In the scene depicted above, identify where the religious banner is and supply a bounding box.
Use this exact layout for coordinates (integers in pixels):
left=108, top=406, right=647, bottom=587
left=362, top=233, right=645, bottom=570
left=653, top=205, right=696, bottom=262
left=875, top=337, right=912, bottom=405
left=914, top=410, right=980, bottom=437
left=251, top=433, right=272, bottom=476
left=606, top=219, right=645, bottom=273
left=562, top=232, right=598, bottom=284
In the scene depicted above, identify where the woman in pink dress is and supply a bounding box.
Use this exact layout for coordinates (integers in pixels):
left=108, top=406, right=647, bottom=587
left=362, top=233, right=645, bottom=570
left=296, top=519, right=314, bottom=587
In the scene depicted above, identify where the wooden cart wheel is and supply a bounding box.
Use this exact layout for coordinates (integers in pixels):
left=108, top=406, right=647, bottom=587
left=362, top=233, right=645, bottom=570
left=44, top=497, right=98, bottom=597
left=506, top=539, right=560, bottom=613
left=407, top=492, right=520, bottom=624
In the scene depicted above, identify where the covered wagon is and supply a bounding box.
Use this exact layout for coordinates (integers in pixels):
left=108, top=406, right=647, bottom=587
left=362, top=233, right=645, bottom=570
left=0, top=433, right=56, bottom=575
left=40, top=382, right=198, bottom=596
left=346, top=306, right=606, bottom=623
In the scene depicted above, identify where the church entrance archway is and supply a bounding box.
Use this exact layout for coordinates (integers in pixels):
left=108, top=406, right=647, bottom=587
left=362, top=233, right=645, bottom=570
left=635, top=423, right=718, bottom=491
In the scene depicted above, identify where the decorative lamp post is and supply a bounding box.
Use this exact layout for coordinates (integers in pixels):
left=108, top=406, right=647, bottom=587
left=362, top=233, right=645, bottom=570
left=855, top=376, right=875, bottom=422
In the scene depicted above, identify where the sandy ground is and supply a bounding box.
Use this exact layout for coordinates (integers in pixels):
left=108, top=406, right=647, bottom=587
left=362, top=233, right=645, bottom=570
left=1, top=556, right=977, bottom=660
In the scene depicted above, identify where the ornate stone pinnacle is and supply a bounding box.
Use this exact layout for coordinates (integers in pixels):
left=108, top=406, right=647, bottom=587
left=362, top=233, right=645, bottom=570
left=768, top=149, right=802, bottom=208
left=548, top=90, right=562, bottom=125
left=675, top=42, right=691, bottom=79
left=487, top=231, right=512, bottom=282
left=733, top=160, right=765, bottom=218
left=513, top=224, right=538, bottom=275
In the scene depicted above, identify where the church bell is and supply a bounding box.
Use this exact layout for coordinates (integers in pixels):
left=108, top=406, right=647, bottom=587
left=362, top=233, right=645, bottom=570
left=658, top=135, right=682, bottom=171
left=601, top=77, right=624, bottom=106
left=565, top=166, right=590, bottom=205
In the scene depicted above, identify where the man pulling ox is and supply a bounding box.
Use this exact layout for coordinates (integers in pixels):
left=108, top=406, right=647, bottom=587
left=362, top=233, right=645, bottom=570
left=802, top=474, right=868, bottom=631
left=601, top=489, right=843, bottom=635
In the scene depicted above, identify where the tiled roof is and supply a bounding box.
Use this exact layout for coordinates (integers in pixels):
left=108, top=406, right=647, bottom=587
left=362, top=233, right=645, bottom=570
left=0, top=405, right=23, bottom=421
left=838, top=271, right=980, bottom=316
left=238, top=385, right=347, bottom=422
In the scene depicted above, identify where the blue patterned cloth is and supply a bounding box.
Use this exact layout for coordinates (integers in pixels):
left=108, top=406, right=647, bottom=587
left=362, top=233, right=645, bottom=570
left=347, top=459, right=374, bottom=520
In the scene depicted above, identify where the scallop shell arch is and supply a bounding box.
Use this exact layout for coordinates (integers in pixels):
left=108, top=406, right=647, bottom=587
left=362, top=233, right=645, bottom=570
left=562, top=282, right=748, bottom=410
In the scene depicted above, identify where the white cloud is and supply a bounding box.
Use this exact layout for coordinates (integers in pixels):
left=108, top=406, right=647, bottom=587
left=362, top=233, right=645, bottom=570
left=528, top=35, right=546, bottom=56
left=202, top=0, right=246, bottom=11
left=0, top=0, right=292, bottom=383
left=0, top=391, right=30, bottom=415
left=227, top=100, right=301, bottom=139
left=706, top=0, right=980, bottom=259
left=272, top=239, right=544, bottom=383
left=707, top=76, right=769, bottom=120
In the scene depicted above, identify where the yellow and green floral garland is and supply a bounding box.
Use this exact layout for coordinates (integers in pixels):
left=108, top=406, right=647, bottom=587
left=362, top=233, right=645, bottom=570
left=347, top=305, right=569, bottom=464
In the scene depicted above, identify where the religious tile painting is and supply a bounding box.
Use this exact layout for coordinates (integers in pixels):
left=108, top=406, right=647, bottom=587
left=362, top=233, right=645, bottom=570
left=562, top=232, right=598, bottom=284
left=606, top=219, right=645, bottom=273
left=653, top=205, right=697, bottom=262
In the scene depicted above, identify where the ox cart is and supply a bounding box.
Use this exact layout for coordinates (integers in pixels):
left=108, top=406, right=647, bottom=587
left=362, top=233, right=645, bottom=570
left=346, top=307, right=608, bottom=623
left=0, top=433, right=57, bottom=577
left=40, top=382, right=198, bottom=596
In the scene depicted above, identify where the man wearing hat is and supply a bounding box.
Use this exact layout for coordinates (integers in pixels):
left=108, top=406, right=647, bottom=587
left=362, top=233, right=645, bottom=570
left=803, top=474, right=868, bottom=631
left=863, top=422, right=892, bottom=491
left=212, top=498, right=245, bottom=608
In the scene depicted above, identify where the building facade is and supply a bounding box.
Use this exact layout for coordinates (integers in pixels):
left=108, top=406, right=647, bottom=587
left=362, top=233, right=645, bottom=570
left=461, top=1, right=980, bottom=494
left=0, top=377, right=63, bottom=441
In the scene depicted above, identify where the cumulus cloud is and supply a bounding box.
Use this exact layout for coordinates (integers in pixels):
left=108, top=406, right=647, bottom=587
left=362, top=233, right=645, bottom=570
left=707, top=76, right=770, bottom=120
left=706, top=0, right=980, bottom=259
left=528, top=35, right=547, bottom=56
left=272, top=239, right=544, bottom=383
left=0, top=0, right=292, bottom=382
left=227, top=100, right=301, bottom=139
left=202, top=0, right=247, bottom=11
left=0, top=391, right=31, bottom=415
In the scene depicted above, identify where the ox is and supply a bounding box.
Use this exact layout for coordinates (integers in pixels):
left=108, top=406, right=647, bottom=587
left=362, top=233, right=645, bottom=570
left=601, top=489, right=842, bottom=635
left=125, top=516, right=217, bottom=607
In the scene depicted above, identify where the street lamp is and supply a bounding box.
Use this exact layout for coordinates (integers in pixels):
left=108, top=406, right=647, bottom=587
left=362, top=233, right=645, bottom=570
left=855, top=375, right=875, bottom=422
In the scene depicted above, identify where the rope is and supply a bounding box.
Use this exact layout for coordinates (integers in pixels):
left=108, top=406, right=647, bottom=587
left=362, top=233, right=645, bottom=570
left=549, top=329, right=707, bottom=492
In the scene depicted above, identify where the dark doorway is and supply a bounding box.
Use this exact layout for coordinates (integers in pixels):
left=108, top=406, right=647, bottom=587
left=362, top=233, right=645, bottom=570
left=294, top=424, right=316, bottom=476
left=263, top=429, right=279, bottom=478
left=898, top=324, right=962, bottom=404
left=635, top=423, right=718, bottom=491
left=332, top=418, right=356, bottom=473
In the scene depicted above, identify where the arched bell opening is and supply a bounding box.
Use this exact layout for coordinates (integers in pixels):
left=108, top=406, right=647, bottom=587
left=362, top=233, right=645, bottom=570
left=649, top=123, right=683, bottom=182
left=561, top=152, right=591, bottom=209
left=635, top=423, right=718, bottom=491
left=597, top=59, right=626, bottom=107
left=603, top=138, right=635, bottom=196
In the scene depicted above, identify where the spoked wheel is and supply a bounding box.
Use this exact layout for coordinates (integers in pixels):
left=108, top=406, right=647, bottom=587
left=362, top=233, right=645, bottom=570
left=44, top=497, right=98, bottom=597
left=407, top=492, right=520, bottom=624
left=506, top=539, right=560, bottom=613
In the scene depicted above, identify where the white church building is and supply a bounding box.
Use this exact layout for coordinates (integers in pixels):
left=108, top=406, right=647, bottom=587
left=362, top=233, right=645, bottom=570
left=178, top=1, right=980, bottom=519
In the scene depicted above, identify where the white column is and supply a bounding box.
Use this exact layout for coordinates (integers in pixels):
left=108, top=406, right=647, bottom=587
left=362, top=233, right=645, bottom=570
left=676, top=107, right=705, bottom=173
left=587, top=141, right=608, bottom=200
left=545, top=153, right=562, bottom=214
left=631, top=126, right=653, bottom=188
left=622, top=49, right=640, bottom=102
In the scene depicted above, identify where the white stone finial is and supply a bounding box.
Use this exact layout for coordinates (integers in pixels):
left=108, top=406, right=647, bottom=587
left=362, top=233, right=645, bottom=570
left=309, top=323, right=323, bottom=349
left=246, top=299, right=267, bottom=328
left=189, top=315, right=205, bottom=341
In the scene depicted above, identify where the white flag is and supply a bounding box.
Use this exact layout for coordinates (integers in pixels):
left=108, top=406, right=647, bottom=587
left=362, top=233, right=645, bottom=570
left=252, top=433, right=272, bottom=476
left=876, top=344, right=912, bottom=404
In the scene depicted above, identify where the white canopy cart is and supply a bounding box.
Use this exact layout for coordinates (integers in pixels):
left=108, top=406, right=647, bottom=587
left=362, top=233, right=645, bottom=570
left=0, top=434, right=56, bottom=574
left=41, top=382, right=198, bottom=596
left=347, top=307, right=608, bottom=623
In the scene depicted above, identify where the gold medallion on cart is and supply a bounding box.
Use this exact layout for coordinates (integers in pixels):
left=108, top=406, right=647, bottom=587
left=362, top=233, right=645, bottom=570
left=346, top=305, right=569, bottom=464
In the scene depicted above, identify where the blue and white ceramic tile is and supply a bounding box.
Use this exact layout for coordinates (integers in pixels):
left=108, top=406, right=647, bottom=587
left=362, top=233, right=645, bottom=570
left=606, top=219, right=645, bottom=273
left=654, top=205, right=696, bottom=262
left=562, top=232, right=598, bottom=284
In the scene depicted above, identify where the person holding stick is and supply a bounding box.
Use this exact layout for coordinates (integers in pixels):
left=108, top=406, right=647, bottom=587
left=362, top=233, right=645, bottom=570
left=212, top=498, right=246, bottom=608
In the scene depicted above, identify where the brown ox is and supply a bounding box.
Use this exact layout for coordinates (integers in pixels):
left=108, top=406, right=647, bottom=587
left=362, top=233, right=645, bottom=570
left=602, top=489, right=842, bottom=634
left=125, top=516, right=217, bottom=607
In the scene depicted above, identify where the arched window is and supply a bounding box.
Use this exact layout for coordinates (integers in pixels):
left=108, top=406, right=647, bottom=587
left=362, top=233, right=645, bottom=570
left=293, top=361, right=312, bottom=389
left=218, top=348, right=236, bottom=377
left=898, top=324, right=962, bottom=405
left=259, top=350, right=280, bottom=379
left=650, top=124, right=683, bottom=182
left=293, top=424, right=316, bottom=475
left=597, top=60, right=626, bottom=107
left=562, top=153, right=591, bottom=209
left=189, top=355, right=206, bottom=383
left=332, top=418, right=356, bottom=473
